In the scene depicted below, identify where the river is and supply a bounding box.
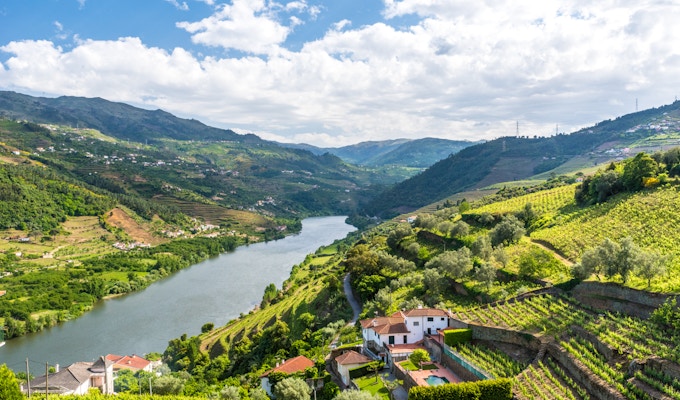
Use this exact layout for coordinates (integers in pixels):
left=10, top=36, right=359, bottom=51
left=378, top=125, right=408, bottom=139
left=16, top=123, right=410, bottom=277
left=0, top=216, right=355, bottom=371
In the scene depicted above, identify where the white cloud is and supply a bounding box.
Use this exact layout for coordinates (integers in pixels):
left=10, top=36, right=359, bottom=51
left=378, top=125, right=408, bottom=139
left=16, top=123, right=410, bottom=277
left=165, top=0, right=190, bottom=11
left=176, top=0, right=290, bottom=54
left=1, top=1, right=680, bottom=146
left=76, top=0, right=86, bottom=9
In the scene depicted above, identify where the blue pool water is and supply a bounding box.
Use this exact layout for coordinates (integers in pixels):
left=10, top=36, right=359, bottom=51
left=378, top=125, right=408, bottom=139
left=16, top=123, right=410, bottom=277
left=425, top=375, right=450, bottom=386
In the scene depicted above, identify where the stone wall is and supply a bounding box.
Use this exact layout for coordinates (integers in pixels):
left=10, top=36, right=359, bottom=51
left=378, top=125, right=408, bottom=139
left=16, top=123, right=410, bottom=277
left=572, top=282, right=674, bottom=319
left=547, top=342, right=626, bottom=400
left=646, top=357, right=680, bottom=382
left=469, top=323, right=543, bottom=352
left=570, top=325, right=616, bottom=361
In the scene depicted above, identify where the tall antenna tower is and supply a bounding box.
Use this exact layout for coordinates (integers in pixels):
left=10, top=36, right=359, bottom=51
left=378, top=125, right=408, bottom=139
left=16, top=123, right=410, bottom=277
left=556, top=124, right=559, bottom=135
left=516, top=121, right=519, bottom=137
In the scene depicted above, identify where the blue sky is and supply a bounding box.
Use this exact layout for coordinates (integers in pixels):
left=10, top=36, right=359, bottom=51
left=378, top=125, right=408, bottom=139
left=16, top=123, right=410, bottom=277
left=1, top=0, right=679, bottom=146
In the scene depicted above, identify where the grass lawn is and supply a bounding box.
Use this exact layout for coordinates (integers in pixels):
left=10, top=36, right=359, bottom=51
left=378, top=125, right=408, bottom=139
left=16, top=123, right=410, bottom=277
left=354, top=375, right=389, bottom=399
left=399, top=360, right=438, bottom=371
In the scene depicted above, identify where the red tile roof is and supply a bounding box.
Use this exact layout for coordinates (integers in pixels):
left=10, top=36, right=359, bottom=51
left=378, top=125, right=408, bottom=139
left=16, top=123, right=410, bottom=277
left=261, top=355, right=315, bottom=377
left=335, top=350, right=372, bottom=366
left=106, top=354, right=150, bottom=371
left=360, top=316, right=410, bottom=334
left=396, top=308, right=452, bottom=318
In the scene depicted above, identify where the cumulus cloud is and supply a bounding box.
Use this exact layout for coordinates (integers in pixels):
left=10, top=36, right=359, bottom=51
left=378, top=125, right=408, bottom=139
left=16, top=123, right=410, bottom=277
left=1, top=0, right=680, bottom=146
left=176, top=0, right=290, bottom=54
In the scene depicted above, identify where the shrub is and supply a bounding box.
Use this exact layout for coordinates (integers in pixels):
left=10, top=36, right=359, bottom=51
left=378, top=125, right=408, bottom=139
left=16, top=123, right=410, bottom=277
left=444, top=329, right=472, bottom=347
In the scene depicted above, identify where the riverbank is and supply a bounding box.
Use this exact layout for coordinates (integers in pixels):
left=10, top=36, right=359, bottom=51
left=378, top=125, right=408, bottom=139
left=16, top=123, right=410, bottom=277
left=0, top=216, right=356, bottom=369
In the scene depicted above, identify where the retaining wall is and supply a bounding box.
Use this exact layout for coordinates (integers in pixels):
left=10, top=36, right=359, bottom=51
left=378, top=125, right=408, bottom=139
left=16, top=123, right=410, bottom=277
left=572, top=282, right=674, bottom=319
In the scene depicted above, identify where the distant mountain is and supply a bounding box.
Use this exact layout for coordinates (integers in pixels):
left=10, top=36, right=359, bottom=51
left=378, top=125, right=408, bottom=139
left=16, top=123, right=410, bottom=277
left=281, top=138, right=479, bottom=168
left=0, top=92, right=390, bottom=220
left=0, top=91, right=257, bottom=143
left=365, top=100, right=680, bottom=217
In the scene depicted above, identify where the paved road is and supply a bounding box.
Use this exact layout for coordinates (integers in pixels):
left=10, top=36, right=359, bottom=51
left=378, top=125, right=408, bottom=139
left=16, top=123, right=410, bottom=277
left=344, top=273, right=362, bottom=324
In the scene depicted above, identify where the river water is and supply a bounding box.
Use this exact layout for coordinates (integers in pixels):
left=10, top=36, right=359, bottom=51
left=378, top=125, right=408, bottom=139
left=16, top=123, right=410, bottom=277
left=0, top=216, right=355, bottom=371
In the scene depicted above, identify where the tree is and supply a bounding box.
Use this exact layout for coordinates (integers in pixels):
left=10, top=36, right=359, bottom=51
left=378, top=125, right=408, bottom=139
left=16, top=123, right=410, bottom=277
left=490, top=215, right=525, bottom=246
left=449, top=220, right=470, bottom=238
left=622, top=152, right=658, bottom=190
left=249, top=387, right=270, bottom=400
left=635, top=250, right=666, bottom=288
left=152, top=374, right=185, bottom=395
left=422, top=269, right=443, bottom=299
left=475, top=262, right=497, bottom=289
left=436, top=221, right=454, bottom=237
left=0, top=364, right=23, bottom=400
left=409, top=349, right=431, bottom=370
left=220, top=385, right=242, bottom=400
left=492, top=245, right=508, bottom=267
left=386, top=223, right=413, bottom=249
left=273, top=377, right=311, bottom=400
left=113, top=369, right=139, bottom=393
left=334, top=390, right=383, bottom=400
left=471, top=235, right=492, bottom=260
left=425, top=247, right=472, bottom=280
left=201, top=322, right=215, bottom=333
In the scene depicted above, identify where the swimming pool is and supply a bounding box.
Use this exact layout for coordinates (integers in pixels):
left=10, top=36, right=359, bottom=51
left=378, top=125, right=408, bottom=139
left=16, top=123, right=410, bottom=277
left=425, top=375, right=450, bottom=386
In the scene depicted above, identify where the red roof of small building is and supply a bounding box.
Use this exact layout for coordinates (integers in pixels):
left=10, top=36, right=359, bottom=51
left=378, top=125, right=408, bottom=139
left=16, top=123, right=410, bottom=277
left=260, top=355, right=315, bottom=377
left=335, top=350, right=372, bottom=366
left=105, top=354, right=150, bottom=371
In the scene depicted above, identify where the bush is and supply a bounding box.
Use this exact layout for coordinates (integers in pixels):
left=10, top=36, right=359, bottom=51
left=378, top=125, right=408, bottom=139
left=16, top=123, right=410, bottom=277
left=407, top=378, right=512, bottom=400
left=444, top=329, right=472, bottom=347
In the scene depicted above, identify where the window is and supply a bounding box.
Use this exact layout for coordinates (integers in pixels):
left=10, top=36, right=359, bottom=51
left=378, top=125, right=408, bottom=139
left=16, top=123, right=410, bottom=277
left=427, top=317, right=434, bottom=322
left=389, top=336, right=395, bottom=345
left=403, top=335, right=408, bottom=344
left=413, top=321, right=420, bottom=326
left=441, top=317, right=445, bottom=321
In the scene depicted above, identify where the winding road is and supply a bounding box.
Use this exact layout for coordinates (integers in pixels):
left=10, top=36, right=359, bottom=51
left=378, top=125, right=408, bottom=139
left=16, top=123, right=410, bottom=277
left=343, top=273, right=362, bottom=324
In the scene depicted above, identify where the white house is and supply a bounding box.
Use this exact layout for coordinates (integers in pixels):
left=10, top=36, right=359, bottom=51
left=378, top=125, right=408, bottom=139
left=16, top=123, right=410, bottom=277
left=23, top=356, right=114, bottom=395
left=360, top=307, right=453, bottom=364
left=335, top=350, right=373, bottom=386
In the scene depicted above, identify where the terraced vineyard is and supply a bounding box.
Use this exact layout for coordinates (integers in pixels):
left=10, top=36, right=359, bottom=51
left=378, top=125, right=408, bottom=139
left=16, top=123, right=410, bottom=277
left=454, top=293, right=593, bottom=336
left=465, top=184, right=577, bottom=217
left=530, top=187, right=680, bottom=269
left=515, top=359, right=588, bottom=400
left=454, top=342, right=526, bottom=378
left=582, top=311, right=680, bottom=363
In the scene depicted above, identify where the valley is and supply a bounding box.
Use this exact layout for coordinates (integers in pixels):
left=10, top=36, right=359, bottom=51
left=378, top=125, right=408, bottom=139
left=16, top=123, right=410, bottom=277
left=3, top=94, right=680, bottom=400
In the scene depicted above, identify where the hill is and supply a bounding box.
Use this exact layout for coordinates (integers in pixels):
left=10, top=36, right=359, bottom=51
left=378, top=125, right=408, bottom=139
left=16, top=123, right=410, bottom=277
left=365, top=100, right=680, bottom=217
left=0, top=118, right=380, bottom=221
left=0, top=91, right=251, bottom=143
left=282, top=137, right=478, bottom=168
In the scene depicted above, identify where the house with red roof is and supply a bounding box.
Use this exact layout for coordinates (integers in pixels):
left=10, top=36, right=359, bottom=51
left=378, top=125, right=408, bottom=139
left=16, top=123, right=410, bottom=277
left=105, top=354, right=153, bottom=373
left=335, top=350, right=373, bottom=386
left=360, top=307, right=453, bottom=365
left=259, top=355, right=315, bottom=396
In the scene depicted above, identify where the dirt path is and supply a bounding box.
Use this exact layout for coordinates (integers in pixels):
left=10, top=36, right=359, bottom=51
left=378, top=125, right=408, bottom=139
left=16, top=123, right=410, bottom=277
left=530, top=239, right=574, bottom=266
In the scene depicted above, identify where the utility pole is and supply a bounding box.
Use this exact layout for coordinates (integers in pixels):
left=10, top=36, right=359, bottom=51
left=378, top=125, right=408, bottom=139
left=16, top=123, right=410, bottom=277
left=45, top=362, right=49, bottom=400
left=26, top=358, right=31, bottom=397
